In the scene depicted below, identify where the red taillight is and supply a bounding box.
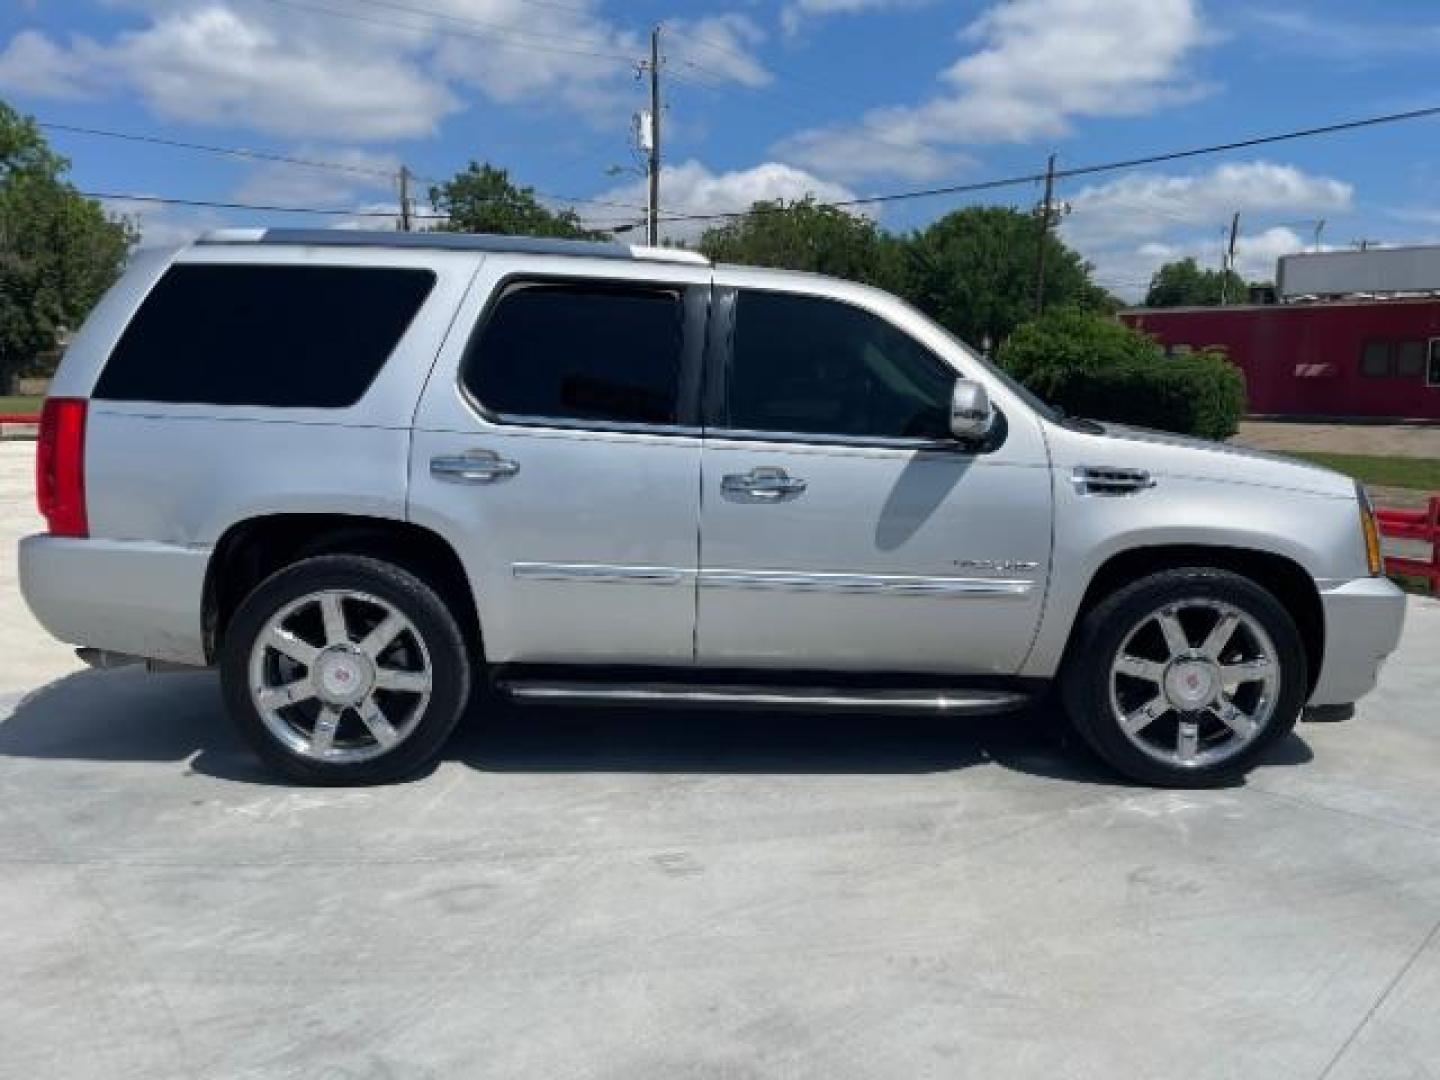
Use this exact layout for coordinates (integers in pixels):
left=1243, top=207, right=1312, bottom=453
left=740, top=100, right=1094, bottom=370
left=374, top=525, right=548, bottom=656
left=36, top=397, right=88, bottom=537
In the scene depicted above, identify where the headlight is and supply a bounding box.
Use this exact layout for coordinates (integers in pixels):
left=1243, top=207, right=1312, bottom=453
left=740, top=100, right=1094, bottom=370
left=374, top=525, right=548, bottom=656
left=1357, top=483, right=1384, bottom=576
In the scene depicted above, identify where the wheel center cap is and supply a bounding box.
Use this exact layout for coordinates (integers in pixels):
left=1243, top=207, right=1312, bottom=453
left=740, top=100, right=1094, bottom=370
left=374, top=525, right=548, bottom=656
left=1165, top=659, right=1217, bottom=709
left=313, top=648, right=374, bottom=705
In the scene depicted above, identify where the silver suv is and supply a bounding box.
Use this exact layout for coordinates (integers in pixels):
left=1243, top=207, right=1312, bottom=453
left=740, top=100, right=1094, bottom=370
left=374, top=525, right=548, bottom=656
left=20, top=229, right=1406, bottom=787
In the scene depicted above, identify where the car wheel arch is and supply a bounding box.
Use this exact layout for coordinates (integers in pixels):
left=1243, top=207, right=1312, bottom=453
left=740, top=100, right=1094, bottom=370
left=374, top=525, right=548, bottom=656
left=1064, top=543, right=1324, bottom=697
left=204, top=513, right=483, bottom=664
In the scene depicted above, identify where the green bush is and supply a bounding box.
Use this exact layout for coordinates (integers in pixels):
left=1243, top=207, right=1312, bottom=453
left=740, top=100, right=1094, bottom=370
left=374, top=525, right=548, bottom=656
left=998, top=309, right=1246, bottom=440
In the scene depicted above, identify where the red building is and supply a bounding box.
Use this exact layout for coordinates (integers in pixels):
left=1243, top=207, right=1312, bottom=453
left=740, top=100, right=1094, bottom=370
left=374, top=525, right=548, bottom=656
left=1122, top=299, right=1440, bottom=421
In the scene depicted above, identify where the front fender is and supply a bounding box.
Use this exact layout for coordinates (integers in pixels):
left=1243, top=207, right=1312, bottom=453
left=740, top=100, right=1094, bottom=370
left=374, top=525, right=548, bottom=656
left=1020, top=473, right=1363, bottom=679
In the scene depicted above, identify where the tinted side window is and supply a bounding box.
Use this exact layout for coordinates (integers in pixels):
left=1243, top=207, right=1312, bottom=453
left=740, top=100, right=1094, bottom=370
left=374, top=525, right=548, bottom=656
left=1397, top=340, right=1426, bottom=378
left=1360, top=340, right=1392, bottom=378
left=1430, top=339, right=1440, bottom=387
left=727, top=290, right=953, bottom=439
left=465, top=282, right=685, bottom=426
left=96, top=264, right=436, bottom=407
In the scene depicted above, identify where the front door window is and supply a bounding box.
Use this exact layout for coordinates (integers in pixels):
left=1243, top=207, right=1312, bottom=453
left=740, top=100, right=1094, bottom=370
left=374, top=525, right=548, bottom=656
left=724, top=290, right=954, bottom=441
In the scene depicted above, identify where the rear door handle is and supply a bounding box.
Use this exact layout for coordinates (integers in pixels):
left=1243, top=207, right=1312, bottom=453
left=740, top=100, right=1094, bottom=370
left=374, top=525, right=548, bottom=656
left=721, top=466, right=807, bottom=500
left=430, top=449, right=520, bottom=484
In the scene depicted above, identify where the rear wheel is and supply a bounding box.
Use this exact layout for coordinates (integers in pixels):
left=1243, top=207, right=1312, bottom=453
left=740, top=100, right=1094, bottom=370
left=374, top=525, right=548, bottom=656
left=220, top=554, right=472, bottom=785
left=1061, top=568, right=1307, bottom=788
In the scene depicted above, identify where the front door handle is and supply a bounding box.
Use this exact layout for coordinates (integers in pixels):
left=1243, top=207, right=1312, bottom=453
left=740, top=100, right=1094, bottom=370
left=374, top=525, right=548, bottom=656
left=431, top=449, right=520, bottom=484
left=721, top=466, right=807, bottom=500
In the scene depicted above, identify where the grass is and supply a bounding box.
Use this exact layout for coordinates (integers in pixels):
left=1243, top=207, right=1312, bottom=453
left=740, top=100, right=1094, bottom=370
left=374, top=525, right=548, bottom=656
left=1389, top=573, right=1436, bottom=598
left=1289, top=451, right=1440, bottom=492
left=0, top=395, right=42, bottom=416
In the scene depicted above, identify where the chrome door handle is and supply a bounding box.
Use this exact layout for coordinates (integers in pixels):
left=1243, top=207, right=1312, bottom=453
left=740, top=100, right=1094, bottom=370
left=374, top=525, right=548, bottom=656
left=721, top=466, right=807, bottom=500
left=430, top=450, right=520, bottom=484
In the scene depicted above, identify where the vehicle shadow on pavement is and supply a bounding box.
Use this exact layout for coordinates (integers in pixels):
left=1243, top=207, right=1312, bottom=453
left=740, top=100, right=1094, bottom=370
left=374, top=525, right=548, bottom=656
left=0, top=668, right=1314, bottom=787
left=0, top=667, right=278, bottom=781
left=454, top=700, right=1103, bottom=781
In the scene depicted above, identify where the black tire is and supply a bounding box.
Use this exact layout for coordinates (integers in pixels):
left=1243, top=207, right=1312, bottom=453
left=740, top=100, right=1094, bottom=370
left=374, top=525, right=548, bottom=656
left=1060, top=567, right=1307, bottom=788
left=220, top=554, right=472, bottom=785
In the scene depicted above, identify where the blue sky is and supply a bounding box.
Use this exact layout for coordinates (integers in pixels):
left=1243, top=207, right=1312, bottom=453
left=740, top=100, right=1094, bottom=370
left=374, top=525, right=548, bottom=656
left=2, top=0, right=1437, bottom=298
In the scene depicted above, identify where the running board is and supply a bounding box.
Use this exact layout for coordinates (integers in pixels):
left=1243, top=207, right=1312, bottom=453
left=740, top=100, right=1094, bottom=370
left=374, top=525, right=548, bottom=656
left=497, top=680, right=1030, bottom=715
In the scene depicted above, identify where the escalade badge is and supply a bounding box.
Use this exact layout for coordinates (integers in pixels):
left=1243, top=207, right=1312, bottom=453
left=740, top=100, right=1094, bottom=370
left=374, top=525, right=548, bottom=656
left=954, top=559, right=1040, bottom=573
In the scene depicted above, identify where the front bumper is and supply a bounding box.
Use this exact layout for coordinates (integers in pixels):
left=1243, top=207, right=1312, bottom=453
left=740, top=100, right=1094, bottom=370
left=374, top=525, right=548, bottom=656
left=1308, top=576, right=1407, bottom=706
left=19, top=534, right=211, bottom=667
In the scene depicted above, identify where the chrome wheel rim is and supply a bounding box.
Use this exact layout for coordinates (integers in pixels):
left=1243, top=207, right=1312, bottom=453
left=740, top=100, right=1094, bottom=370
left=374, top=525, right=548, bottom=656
left=1108, top=599, right=1281, bottom=769
left=248, top=589, right=432, bottom=764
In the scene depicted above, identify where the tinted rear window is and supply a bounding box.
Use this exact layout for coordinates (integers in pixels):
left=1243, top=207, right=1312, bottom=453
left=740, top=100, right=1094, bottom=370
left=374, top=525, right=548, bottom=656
left=95, top=264, right=436, bottom=407
left=463, top=281, right=684, bottom=426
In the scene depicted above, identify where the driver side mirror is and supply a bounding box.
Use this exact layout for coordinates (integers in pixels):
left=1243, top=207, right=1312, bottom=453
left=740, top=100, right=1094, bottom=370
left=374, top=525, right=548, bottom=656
left=949, top=379, right=995, bottom=444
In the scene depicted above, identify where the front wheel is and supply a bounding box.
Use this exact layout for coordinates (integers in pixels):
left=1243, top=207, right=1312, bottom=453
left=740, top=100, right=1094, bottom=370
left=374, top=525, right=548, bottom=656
left=1061, top=568, right=1308, bottom=788
left=220, top=554, right=472, bottom=785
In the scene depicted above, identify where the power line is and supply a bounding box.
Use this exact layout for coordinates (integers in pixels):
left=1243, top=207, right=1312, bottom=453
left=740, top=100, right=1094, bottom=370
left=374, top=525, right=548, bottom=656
left=654, top=103, right=1440, bottom=223
left=252, top=0, right=639, bottom=63
left=82, top=191, right=440, bottom=218
left=246, top=0, right=952, bottom=173
left=45, top=119, right=651, bottom=214
left=1052, top=105, right=1440, bottom=185
left=77, top=104, right=1440, bottom=236
left=40, top=122, right=398, bottom=179
left=341, top=0, right=636, bottom=58
left=81, top=189, right=641, bottom=231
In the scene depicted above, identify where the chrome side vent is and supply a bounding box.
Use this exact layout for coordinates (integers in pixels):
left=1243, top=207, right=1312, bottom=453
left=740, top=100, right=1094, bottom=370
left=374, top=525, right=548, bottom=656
left=1073, top=465, right=1156, bottom=497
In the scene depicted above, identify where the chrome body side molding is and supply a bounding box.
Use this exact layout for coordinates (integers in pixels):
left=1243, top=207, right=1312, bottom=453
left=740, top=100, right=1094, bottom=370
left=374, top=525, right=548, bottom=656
left=700, top=569, right=1034, bottom=598
left=510, top=563, right=1036, bottom=598
left=512, top=562, right=688, bottom=586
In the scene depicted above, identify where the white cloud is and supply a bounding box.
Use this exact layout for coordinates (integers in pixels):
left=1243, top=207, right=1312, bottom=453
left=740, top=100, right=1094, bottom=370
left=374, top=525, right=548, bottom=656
left=100, top=196, right=223, bottom=250
left=593, top=159, right=862, bottom=243
left=0, top=2, right=768, bottom=142
left=7, top=6, right=458, bottom=140
left=1062, top=161, right=1353, bottom=301
left=231, top=148, right=402, bottom=208
left=1092, top=227, right=1311, bottom=301
left=1062, top=161, right=1352, bottom=247
left=1230, top=226, right=1315, bottom=282
left=779, top=0, right=1211, bottom=182
left=0, top=29, right=96, bottom=100
left=426, top=0, right=638, bottom=115
left=332, top=200, right=410, bottom=233
left=668, top=15, right=771, bottom=89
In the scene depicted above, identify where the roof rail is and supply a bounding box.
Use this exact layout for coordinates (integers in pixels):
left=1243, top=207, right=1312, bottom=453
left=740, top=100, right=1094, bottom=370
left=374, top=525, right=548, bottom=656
left=195, top=228, right=710, bottom=266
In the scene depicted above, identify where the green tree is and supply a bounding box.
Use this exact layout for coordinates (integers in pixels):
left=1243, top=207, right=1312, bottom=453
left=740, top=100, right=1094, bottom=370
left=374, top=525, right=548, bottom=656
left=0, top=102, right=135, bottom=383
left=903, top=206, right=1109, bottom=349
left=998, top=308, right=1245, bottom=440
left=999, top=307, right=1161, bottom=382
left=697, top=197, right=905, bottom=291
left=429, top=162, right=600, bottom=239
left=1144, top=257, right=1248, bottom=307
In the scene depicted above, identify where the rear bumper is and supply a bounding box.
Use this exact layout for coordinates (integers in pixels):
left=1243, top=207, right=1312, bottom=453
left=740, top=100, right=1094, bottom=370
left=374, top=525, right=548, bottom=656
left=1308, top=576, right=1407, bottom=706
left=18, top=534, right=211, bottom=667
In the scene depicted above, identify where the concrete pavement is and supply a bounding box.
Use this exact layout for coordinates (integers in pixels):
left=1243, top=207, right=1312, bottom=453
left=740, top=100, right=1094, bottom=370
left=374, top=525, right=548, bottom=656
left=1, top=441, right=1438, bottom=1079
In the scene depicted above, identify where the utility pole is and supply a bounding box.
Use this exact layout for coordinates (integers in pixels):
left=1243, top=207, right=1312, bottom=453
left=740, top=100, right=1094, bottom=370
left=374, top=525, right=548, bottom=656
left=1034, top=153, right=1056, bottom=315
left=398, top=165, right=413, bottom=233
left=1313, top=219, right=1326, bottom=252
left=1222, top=211, right=1240, bottom=304
left=645, top=25, right=662, bottom=246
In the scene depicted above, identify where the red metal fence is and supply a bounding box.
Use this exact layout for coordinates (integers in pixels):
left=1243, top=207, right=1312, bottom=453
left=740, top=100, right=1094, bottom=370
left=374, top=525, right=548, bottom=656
left=0, top=414, right=39, bottom=424
left=1378, top=497, right=1440, bottom=594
